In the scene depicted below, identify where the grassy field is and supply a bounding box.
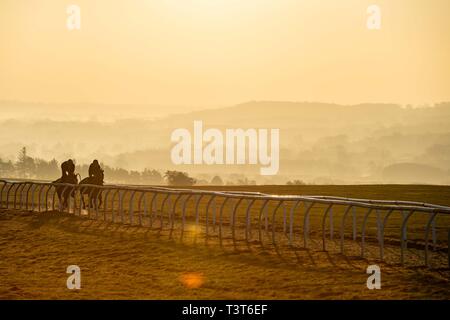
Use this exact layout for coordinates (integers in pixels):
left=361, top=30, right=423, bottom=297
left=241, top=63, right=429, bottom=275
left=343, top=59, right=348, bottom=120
left=0, top=184, right=449, bottom=299
left=190, top=184, right=450, bottom=207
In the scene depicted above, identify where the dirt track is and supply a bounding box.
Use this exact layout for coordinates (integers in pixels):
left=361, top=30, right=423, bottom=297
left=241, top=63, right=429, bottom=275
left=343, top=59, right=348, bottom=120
left=1, top=209, right=449, bottom=299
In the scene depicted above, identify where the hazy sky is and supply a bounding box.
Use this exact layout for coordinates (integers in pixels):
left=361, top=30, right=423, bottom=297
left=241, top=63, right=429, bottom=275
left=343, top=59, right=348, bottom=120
left=1, top=0, right=449, bottom=108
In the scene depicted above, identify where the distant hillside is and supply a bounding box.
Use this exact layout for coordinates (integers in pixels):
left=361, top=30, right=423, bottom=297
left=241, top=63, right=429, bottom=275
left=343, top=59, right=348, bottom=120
left=382, top=163, right=449, bottom=185
left=0, top=101, right=449, bottom=184
left=0, top=100, right=213, bottom=122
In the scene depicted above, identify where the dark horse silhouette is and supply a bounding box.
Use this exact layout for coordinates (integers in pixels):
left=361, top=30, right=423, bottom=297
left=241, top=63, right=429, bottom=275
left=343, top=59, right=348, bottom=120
left=79, top=170, right=104, bottom=209
left=52, top=173, right=80, bottom=210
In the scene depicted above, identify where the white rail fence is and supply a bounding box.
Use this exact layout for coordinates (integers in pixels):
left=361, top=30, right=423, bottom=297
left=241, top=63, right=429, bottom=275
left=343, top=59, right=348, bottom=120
left=1, top=179, right=450, bottom=268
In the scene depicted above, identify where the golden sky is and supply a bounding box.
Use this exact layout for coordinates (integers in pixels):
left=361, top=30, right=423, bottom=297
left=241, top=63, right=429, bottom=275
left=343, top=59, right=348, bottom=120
left=0, top=0, right=449, bottom=107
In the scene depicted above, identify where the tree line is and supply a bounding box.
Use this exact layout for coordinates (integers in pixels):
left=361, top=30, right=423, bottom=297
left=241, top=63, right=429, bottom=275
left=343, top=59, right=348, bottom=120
left=0, top=147, right=309, bottom=186
left=0, top=147, right=213, bottom=186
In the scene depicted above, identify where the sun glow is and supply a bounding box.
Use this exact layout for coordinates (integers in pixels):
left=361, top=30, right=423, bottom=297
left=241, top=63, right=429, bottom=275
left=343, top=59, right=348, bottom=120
left=179, top=272, right=204, bottom=289
left=1, top=0, right=449, bottom=106
left=162, top=0, right=274, bottom=18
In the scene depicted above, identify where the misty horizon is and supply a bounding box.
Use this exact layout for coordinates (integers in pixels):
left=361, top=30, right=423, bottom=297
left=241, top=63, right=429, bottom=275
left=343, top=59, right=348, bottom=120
left=1, top=99, right=449, bottom=122
left=1, top=100, right=450, bottom=185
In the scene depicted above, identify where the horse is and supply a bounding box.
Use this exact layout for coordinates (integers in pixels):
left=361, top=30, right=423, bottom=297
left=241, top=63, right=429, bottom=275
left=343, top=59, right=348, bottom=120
left=52, top=173, right=80, bottom=210
left=79, top=170, right=104, bottom=209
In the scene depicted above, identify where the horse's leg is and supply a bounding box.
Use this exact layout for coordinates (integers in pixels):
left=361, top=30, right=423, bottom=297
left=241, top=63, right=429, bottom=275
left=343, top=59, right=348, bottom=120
left=60, top=189, right=65, bottom=209
left=70, top=189, right=76, bottom=212
left=56, top=190, right=60, bottom=208
left=63, top=190, right=69, bottom=209
left=90, top=192, right=95, bottom=209
left=98, top=191, right=103, bottom=209
left=57, top=190, right=63, bottom=211
left=87, top=189, right=92, bottom=208
left=81, top=192, right=86, bottom=209
left=94, top=190, right=101, bottom=209
left=91, top=191, right=97, bottom=210
left=67, top=191, right=72, bottom=209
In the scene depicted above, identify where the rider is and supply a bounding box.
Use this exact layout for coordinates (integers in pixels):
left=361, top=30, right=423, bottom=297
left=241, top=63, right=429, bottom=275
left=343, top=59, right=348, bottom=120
left=88, top=160, right=103, bottom=179
left=61, top=159, right=75, bottom=180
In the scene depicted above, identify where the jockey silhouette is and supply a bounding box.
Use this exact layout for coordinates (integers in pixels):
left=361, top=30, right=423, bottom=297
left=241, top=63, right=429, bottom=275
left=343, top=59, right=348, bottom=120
left=61, top=159, right=75, bottom=181
left=89, top=160, right=103, bottom=178
left=55, top=159, right=77, bottom=209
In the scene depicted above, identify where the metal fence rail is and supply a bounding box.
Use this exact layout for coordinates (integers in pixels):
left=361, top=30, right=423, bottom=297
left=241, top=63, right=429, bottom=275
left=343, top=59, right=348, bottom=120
left=1, top=178, right=450, bottom=268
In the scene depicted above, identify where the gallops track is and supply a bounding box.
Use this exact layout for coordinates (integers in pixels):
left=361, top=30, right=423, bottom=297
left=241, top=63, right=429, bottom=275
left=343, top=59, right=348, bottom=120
left=2, top=179, right=450, bottom=269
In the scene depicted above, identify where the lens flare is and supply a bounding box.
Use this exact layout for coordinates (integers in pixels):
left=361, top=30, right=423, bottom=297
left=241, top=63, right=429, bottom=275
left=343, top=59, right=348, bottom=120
left=179, top=272, right=204, bottom=289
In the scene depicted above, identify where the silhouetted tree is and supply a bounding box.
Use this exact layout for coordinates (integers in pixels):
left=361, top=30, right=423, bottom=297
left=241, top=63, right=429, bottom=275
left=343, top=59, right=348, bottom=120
left=236, top=177, right=256, bottom=185
left=129, top=170, right=141, bottom=183
left=286, top=179, right=306, bottom=185
left=210, top=175, right=224, bottom=185
left=16, top=147, right=36, bottom=178
left=164, top=170, right=196, bottom=186
left=142, top=169, right=163, bottom=185
left=0, top=158, right=14, bottom=177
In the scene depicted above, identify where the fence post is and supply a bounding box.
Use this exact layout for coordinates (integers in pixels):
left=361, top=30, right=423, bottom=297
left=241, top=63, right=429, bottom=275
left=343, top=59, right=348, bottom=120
left=212, top=198, right=216, bottom=231
left=103, top=188, right=112, bottom=221
left=52, top=186, right=58, bottom=211
left=181, top=194, right=193, bottom=235
left=258, top=199, right=269, bottom=244
left=78, top=185, right=85, bottom=216
left=303, top=202, right=313, bottom=248
left=340, top=205, right=353, bottom=254
left=245, top=199, right=256, bottom=243
left=0, top=182, right=6, bottom=208
left=361, top=208, right=373, bottom=258
left=329, top=206, right=333, bottom=240
left=167, top=195, right=172, bottom=228
left=322, top=204, right=333, bottom=251
left=195, top=194, right=203, bottom=229
left=432, top=217, right=437, bottom=250
left=352, top=206, right=357, bottom=240
left=232, top=198, right=244, bottom=243
left=45, top=185, right=52, bottom=212
left=170, top=194, right=181, bottom=234
left=264, top=203, right=269, bottom=232
left=151, top=193, right=158, bottom=227
left=147, top=193, right=156, bottom=227
left=13, top=183, right=22, bottom=210
left=218, top=197, right=230, bottom=246
left=402, top=210, right=408, bottom=248
left=119, top=190, right=124, bottom=223
left=160, top=193, right=170, bottom=229
left=289, top=201, right=300, bottom=246
left=29, top=184, right=36, bottom=211
left=143, top=194, right=150, bottom=226
left=205, top=195, right=215, bottom=237
left=448, top=229, right=450, bottom=269
left=129, top=190, right=137, bottom=224
left=400, top=211, right=414, bottom=265
left=6, top=183, right=16, bottom=209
